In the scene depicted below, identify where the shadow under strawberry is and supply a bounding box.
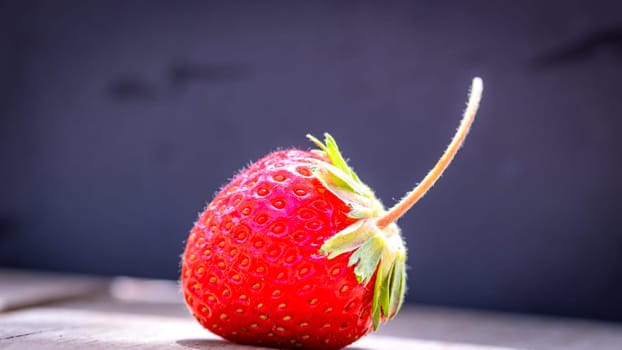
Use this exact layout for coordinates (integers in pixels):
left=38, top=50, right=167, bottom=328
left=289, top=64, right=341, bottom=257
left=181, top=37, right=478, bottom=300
left=176, top=338, right=369, bottom=350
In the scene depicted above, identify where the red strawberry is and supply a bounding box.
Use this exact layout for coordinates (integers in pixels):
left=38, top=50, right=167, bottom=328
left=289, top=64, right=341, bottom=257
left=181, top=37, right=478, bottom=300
left=181, top=78, right=483, bottom=350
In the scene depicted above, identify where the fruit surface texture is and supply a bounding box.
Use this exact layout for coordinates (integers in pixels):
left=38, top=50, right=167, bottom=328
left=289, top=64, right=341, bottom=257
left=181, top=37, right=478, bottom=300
left=182, top=147, right=386, bottom=349
left=181, top=78, right=483, bottom=350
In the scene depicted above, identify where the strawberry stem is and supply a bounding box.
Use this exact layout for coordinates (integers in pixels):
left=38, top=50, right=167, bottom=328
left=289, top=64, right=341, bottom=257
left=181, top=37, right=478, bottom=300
left=376, top=77, right=483, bottom=230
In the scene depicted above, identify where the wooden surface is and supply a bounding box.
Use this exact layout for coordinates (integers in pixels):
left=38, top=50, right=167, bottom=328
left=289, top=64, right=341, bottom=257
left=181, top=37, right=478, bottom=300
left=0, top=268, right=106, bottom=312
left=1, top=269, right=621, bottom=350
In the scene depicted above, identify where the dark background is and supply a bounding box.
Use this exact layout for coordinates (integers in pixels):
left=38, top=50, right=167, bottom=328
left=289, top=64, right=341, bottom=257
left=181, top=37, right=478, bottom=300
left=1, top=1, right=621, bottom=322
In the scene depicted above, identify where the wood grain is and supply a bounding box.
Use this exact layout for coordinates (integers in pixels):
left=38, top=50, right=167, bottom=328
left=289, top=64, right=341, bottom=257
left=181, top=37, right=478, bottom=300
left=1, top=270, right=621, bottom=349
left=0, top=307, right=516, bottom=350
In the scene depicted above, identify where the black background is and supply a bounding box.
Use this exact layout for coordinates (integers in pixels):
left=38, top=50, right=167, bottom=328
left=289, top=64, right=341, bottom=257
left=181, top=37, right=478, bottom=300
left=1, top=0, right=621, bottom=322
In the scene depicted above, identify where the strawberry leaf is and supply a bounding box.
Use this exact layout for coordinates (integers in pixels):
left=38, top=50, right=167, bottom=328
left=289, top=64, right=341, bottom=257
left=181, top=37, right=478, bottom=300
left=307, top=133, right=362, bottom=184
left=389, top=253, right=407, bottom=317
left=348, top=234, right=384, bottom=284
left=319, top=220, right=369, bottom=259
left=310, top=133, right=408, bottom=331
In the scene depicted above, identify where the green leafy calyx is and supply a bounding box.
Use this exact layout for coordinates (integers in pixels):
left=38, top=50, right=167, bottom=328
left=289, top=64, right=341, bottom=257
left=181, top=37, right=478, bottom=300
left=306, top=133, right=407, bottom=330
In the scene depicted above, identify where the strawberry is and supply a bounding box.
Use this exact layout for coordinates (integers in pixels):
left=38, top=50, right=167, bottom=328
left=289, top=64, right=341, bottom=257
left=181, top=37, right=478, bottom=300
left=181, top=78, right=483, bottom=349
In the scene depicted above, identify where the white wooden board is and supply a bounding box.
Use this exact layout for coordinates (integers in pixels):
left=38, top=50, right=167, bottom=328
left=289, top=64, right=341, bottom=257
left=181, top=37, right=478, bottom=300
left=0, top=307, right=516, bottom=350
left=0, top=268, right=106, bottom=312
left=1, top=271, right=621, bottom=349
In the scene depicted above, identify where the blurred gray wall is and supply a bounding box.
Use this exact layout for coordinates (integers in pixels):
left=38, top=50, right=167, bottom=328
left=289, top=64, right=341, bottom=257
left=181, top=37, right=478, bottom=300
left=1, top=0, right=621, bottom=321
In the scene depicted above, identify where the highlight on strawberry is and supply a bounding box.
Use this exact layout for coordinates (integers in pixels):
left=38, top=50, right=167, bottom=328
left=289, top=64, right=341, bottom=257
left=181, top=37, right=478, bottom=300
left=181, top=78, right=484, bottom=350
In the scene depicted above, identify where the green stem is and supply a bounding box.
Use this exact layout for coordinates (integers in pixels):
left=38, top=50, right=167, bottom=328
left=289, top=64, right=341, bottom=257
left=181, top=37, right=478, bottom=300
left=376, top=77, right=483, bottom=230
